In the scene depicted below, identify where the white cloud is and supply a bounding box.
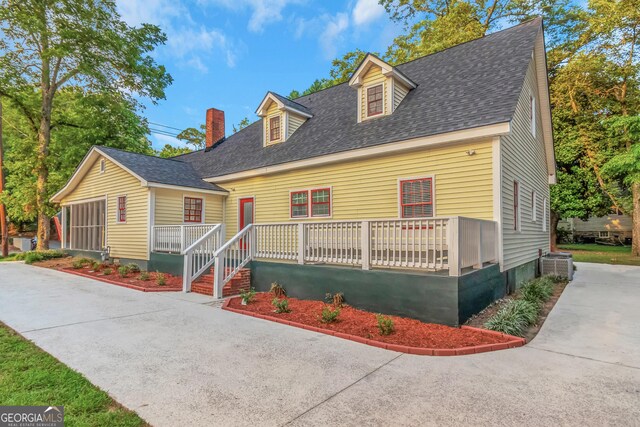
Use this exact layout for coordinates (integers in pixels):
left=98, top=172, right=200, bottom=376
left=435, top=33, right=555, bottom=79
left=320, top=13, right=349, bottom=59
left=152, top=133, right=184, bottom=148
left=116, top=0, right=239, bottom=72
left=352, top=0, right=385, bottom=26
left=203, top=0, right=300, bottom=33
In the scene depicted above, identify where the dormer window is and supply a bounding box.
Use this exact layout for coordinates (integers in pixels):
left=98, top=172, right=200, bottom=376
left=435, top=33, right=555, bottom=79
left=270, top=116, right=281, bottom=141
left=349, top=53, right=417, bottom=123
left=256, top=92, right=313, bottom=147
left=367, top=85, right=384, bottom=117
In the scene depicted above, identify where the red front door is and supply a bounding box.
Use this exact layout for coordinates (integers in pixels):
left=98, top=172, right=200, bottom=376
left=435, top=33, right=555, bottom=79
left=239, top=198, right=254, bottom=248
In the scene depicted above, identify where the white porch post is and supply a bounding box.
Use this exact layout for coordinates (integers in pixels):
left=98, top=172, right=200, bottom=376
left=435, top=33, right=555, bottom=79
left=297, top=223, right=305, bottom=265
left=448, top=217, right=461, bottom=276
left=182, top=252, right=192, bottom=292
left=213, top=254, right=224, bottom=299
left=474, top=221, right=483, bottom=269
left=61, top=207, right=67, bottom=249
left=180, top=225, right=185, bottom=253
left=361, top=220, right=370, bottom=270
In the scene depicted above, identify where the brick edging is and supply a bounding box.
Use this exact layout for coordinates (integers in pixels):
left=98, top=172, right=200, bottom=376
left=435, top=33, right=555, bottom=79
left=221, top=299, right=526, bottom=356
left=59, top=269, right=182, bottom=293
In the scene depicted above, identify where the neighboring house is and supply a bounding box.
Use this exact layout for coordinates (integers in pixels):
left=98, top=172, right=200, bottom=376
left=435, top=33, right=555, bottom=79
left=559, top=213, right=633, bottom=244
left=51, top=18, right=555, bottom=326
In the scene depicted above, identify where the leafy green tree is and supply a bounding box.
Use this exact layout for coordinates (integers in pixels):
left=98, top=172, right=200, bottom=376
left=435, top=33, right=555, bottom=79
left=157, top=144, right=192, bottom=158
left=176, top=125, right=206, bottom=150
left=233, top=117, right=251, bottom=133
left=0, top=0, right=171, bottom=249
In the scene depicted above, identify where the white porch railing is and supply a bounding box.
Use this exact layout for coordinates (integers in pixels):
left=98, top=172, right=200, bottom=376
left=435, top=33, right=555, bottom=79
left=182, top=224, right=224, bottom=292
left=208, top=217, right=498, bottom=297
left=152, top=224, right=219, bottom=254
left=212, top=224, right=255, bottom=298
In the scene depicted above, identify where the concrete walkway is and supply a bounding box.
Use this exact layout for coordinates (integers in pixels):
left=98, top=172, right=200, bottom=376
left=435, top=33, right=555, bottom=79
left=0, top=262, right=638, bottom=426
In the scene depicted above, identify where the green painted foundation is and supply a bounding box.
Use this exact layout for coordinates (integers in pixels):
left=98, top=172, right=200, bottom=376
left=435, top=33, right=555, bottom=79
left=249, top=261, right=505, bottom=326
left=505, top=259, right=539, bottom=292
left=148, top=252, right=183, bottom=276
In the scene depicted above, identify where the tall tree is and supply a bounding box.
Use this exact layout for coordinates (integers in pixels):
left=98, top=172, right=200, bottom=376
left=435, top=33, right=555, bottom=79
left=0, top=98, right=8, bottom=257
left=232, top=117, right=250, bottom=133
left=0, top=0, right=171, bottom=249
left=176, top=125, right=206, bottom=150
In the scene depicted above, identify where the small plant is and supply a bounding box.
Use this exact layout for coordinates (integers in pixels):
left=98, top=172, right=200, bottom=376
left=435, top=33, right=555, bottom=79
left=270, top=282, right=286, bottom=298
left=320, top=305, right=341, bottom=323
left=156, top=272, right=166, bottom=286
left=138, top=271, right=150, bottom=281
left=117, top=265, right=129, bottom=278
left=102, top=268, right=113, bottom=275
left=272, top=297, right=290, bottom=313
left=325, top=292, right=345, bottom=307
left=239, top=288, right=256, bottom=305
left=519, top=277, right=554, bottom=306
left=125, top=263, right=140, bottom=273
left=21, top=250, right=67, bottom=265
left=72, top=259, right=86, bottom=269
left=91, top=261, right=102, bottom=271
left=484, top=299, right=539, bottom=337
left=376, top=314, right=395, bottom=336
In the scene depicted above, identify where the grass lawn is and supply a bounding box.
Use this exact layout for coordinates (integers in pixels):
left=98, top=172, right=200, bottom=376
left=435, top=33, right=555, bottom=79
left=0, top=323, right=147, bottom=426
left=558, top=243, right=640, bottom=266
left=0, top=253, right=20, bottom=262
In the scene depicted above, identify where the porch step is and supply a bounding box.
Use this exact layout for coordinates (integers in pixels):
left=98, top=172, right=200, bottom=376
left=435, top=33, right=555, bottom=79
left=191, top=268, right=251, bottom=297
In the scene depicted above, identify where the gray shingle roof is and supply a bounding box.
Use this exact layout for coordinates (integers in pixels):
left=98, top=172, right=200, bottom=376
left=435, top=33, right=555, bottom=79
left=97, top=146, right=227, bottom=192
left=269, top=92, right=313, bottom=116
left=180, top=18, right=543, bottom=179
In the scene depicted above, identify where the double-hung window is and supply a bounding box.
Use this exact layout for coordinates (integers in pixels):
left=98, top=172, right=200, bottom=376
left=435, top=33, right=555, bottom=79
left=184, top=197, right=203, bottom=223
left=367, top=84, right=383, bottom=117
left=269, top=116, right=281, bottom=142
left=117, top=196, right=127, bottom=223
left=400, top=178, right=434, bottom=218
left=290, top=188, right=331, bottom=218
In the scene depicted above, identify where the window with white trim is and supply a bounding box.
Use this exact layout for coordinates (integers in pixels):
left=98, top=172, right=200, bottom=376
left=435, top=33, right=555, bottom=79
left=183, top=197, right=203, bottom=223
left=269, top=116, right=281, bottom=142
left=290, top=188, right=331, bottom=218
left=117, top=196, right=127, bottom=223
left=367, top=84, right=383, bottom=117
left=530, top=94, right=536, bottom=137
left=100, top=159, right=106, bottom=174
left=513, top=181, right=520, bottom=231
left=400, top=178, right=434, bottom=218
left=532, top=190, right=537, bottom=222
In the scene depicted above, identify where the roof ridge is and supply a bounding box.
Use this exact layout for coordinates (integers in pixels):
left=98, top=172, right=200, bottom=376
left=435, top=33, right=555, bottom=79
left=97, top=145, right=187, bottom=163
left=292, top=17, right=542, bottom=102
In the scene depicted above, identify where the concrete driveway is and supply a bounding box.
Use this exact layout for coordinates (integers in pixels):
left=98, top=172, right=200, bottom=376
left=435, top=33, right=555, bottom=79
left=0, top=262, right=638, bottom=426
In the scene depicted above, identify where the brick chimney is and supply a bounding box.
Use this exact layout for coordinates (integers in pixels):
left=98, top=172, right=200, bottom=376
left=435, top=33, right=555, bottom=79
left=205, top=108, right=225, bottom=151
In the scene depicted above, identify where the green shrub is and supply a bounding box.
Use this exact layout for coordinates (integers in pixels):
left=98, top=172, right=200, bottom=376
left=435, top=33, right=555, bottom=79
left=320, top=305, right=341, bottom=323
left=240, top=288, right=256, bottom=304
left=117, top=266, right=129, bottom=278
left=156, top=272, right=166, bottom=286
left=270, top=282, right=286, bottom=298
left=138, top=271, right=150, bottom=281
left=125, top=263, right=140, bottom=273
left=71, top=259, right=86, bottom=269
left=90, top=261, right=101, bottom=271
left=272, top=298, right=290, bottom=313
left=21, top=250, right=67, bottom=265
left=102, top=268, right=113, bottom=275
left=519, top=277, right=554, bottom=306
left=376, top=314, right=395, bottom=336
left=484, top=299, right=539, bottom=337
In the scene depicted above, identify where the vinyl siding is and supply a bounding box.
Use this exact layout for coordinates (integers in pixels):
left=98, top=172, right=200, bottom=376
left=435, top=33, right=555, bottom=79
left=500, top=58, right=550, bottom=271
left=287, top=113, right=306, bottom=138
left=264, top=102, right=283, bottom=146
left=220, top=140, right=494, bottom=238
left=393, top=81, right=410, bottom=111
left=154, top=188, right=224, bottom=225
left=360, top=65, right=388, bottom=121
left=61, top=156, right=149, bottom=260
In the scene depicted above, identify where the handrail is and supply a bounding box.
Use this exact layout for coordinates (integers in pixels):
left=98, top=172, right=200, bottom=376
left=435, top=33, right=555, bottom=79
left=182, top=224, right=224, bottom=292
left=212, top=224, right=254, bottom=298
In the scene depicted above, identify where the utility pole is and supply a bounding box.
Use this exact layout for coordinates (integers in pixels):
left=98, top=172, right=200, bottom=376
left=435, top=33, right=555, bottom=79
left=0, top=98, right=8, bottom=257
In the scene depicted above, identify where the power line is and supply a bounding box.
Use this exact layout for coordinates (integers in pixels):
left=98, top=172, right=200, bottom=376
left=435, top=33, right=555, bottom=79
left=149, top=128, right=180, bottom=138
left=149, top=121, right=184, bottom=132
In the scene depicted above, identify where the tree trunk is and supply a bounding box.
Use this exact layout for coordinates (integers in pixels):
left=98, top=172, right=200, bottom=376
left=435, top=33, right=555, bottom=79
left=35, top=100, right=51, bottom=251
left=0, top=99, right=8, bottom=257
left=633, top=182, right=640, bottom=257
left=550, top=210, right=560, bottom=252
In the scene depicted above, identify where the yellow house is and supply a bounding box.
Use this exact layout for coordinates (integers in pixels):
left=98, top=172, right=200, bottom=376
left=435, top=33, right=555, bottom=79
left=51, top=19, right=555, bottom=325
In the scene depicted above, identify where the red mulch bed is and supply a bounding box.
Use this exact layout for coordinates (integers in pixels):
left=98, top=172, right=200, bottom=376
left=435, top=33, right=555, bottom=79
left=227, top=293, right=514, bottom=349
left=60, top=266, right=182, bottom=291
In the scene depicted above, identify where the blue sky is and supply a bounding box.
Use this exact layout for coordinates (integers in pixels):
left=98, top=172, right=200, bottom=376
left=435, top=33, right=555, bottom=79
left=116, top=0, right=405, bottom=150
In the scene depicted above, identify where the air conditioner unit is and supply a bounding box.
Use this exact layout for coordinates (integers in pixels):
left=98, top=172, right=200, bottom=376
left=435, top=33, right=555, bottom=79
left=540, top=252, right=573, bottom=280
